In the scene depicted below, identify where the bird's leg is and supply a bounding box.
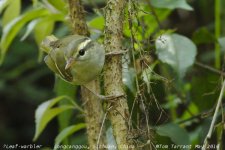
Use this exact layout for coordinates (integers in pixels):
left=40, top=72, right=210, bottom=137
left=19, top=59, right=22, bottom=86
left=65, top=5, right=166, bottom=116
left=82, top=50, right=128, bottom=100
left=93, top=50, right=127, bottom=101
left=82, top=85, right=124, bottom=101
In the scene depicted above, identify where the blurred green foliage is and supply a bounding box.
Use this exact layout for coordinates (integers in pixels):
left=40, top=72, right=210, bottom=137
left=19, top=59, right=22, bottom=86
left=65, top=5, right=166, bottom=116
left=0, top=0, right=225, bottom=149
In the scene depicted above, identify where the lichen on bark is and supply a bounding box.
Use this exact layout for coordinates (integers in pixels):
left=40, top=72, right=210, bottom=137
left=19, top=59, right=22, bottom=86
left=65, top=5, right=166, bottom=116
left=68, top=0, right=106, bottom=149
left=104, top=0, right=134, bottom=149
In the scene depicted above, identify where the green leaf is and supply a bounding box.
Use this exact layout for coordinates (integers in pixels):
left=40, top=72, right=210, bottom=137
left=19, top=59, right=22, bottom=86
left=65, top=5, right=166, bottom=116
left=21, top=13, right=64, bottom=41
left=34, top=18, right=54, bottom=45
left=88, top=16, right=105, bottom=31
left=142, top=8, right=171, bottom=38
left=32, top=0, right=38, bottom=6
left=33, top=96, right=82, bottom=141
left=216, top=122, right=223, bottom=149
left=192, top=28, right=217, bottom=44
left=54, top=78, right=77, bottom=144
left=163, top=95, right=181, bottom=110
left=191, top=73, right=218, bottom=111
left=0, top=0, right=10, bottom=14
left=33, top=105, right=74, bottom=141
left=54, top=123, right=86, bottom=149
left=34, top=14, right=64, bottom=61
left=155, top=33, right=197, bottom=78
left=151, top=0, right=193, bottom=11
left=156, top=123, right=190, bottom=146
left=141, top=5, right=172, bottom=38
left=124, top=6, right=171, bottom=40
left=54, top=76, right=77, bottom=134
left=20, top=19, right=41, bottom=41
left=2, top=0, right=21, bottom=26
left=0, top=8, right=49, bottom=64
left=47, top=0, right=67, bottom=13
left=179, top=102, right=199, bottom=126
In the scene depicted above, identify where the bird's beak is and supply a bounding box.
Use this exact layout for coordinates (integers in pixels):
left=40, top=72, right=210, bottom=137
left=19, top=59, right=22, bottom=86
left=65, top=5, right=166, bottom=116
left=65, top=57, right=75, bottom=70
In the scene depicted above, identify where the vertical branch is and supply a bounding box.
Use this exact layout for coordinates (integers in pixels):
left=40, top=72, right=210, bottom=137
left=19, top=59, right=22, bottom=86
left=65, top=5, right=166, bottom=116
left=215, top=0, right=221, bottom=68
left=68, top=0, right=106, bottom=149
left=81, top=81, right=106, bottom=149
left=68, top=0, right=89, bottom=36
left=104, top=0, right=134, bottom=149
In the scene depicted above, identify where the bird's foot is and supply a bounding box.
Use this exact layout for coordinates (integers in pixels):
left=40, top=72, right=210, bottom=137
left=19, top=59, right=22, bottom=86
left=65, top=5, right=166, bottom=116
left=83, top=85, right=125, bottom=101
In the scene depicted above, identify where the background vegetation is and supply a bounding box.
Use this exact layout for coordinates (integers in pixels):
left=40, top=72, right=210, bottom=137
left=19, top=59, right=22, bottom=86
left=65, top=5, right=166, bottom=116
left=0, top=0, right=225, bottom=149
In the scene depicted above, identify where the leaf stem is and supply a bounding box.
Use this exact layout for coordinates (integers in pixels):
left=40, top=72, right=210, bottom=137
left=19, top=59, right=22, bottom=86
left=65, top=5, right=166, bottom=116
left=195, top=61, right=225, bottom=77
left=215, top=0, right=221, bottom=69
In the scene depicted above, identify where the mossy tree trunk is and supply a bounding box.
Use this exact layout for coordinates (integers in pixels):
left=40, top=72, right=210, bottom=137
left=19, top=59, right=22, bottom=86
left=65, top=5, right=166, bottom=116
left=104, top=0, right=134, bottom=149
left=68, top=0, right=106, bottom=149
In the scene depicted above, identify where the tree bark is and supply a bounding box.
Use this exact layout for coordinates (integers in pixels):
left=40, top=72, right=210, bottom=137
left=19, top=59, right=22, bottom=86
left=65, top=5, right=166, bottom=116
left=68, top=0, right=89, bottom=36
left=104, top=0, right=134, bottom=149
left=68, top=0, right=106, bottom=149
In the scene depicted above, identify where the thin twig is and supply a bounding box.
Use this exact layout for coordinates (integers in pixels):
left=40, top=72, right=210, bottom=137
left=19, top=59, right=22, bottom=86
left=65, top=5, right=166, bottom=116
left=202, top=80, right=225, bottom=150
left=144, top=0, right=162, bottom=29
left=195, top=61, right=225, bottom=77
left=97, top=107, right=111, bottom=150
left=127, top=0, right=141, bottom=131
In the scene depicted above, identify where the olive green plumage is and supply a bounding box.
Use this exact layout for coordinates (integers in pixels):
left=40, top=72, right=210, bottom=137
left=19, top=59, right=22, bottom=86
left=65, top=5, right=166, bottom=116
left=41, top=35, right=105, bottom=85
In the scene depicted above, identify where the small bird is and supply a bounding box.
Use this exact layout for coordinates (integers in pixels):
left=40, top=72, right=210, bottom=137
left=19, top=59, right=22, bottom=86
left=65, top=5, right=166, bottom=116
left=41, top=35, right=105, bottom=85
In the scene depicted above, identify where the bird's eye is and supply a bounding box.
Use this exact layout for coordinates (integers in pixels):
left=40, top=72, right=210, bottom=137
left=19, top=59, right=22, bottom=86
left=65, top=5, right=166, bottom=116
left=79, top=49, right=85, bottom=56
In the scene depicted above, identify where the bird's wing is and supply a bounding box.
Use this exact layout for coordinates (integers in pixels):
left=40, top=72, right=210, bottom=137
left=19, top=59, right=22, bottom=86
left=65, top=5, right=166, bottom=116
left=48, top=42, right=73, bottom=82
left=44, top=55, right=61, bottom=75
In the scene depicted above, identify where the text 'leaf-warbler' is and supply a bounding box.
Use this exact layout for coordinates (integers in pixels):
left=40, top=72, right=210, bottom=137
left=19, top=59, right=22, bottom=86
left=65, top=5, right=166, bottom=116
left=41, top=35, right=105, bottom=85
